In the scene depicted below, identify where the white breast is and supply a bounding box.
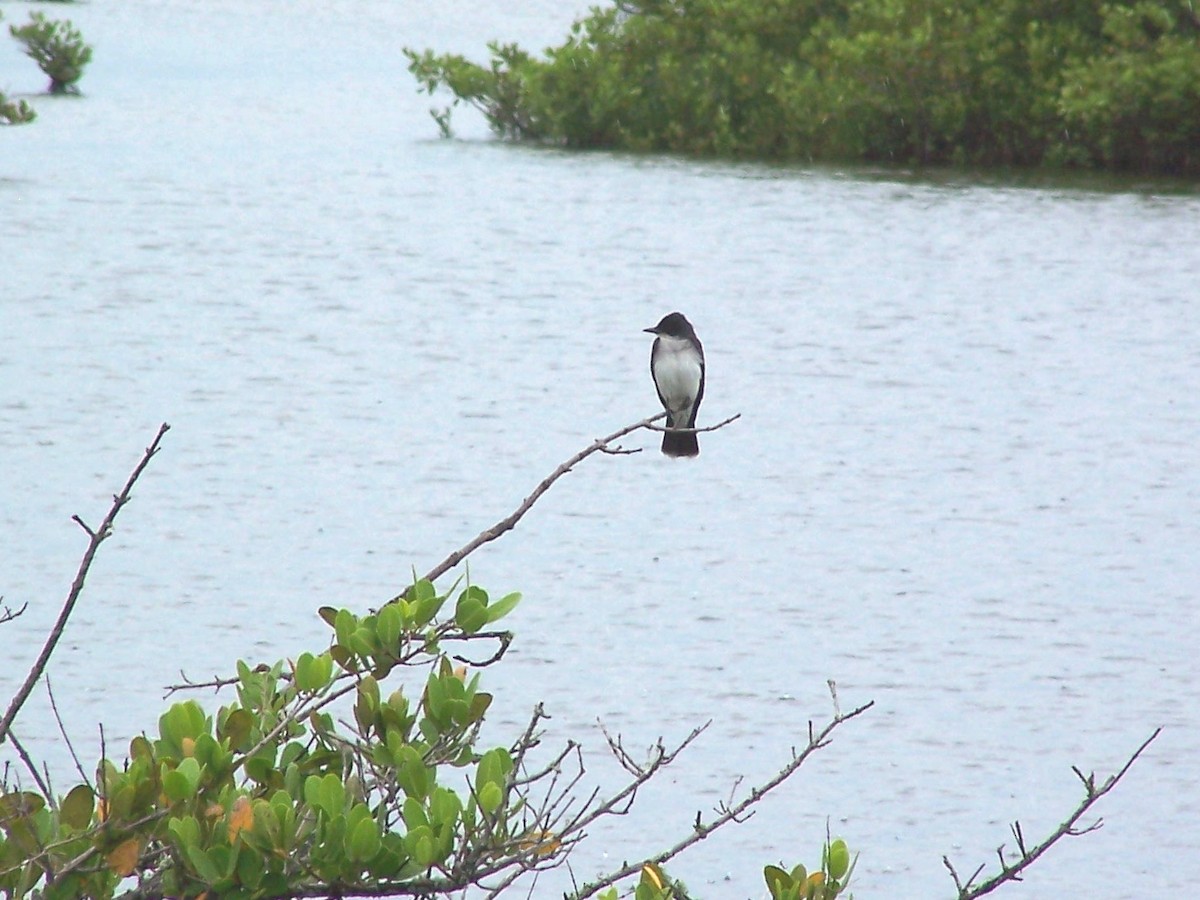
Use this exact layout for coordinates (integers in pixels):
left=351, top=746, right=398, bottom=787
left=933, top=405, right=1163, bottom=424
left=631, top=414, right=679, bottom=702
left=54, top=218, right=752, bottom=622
left=654, top=336, right=702, bottom=418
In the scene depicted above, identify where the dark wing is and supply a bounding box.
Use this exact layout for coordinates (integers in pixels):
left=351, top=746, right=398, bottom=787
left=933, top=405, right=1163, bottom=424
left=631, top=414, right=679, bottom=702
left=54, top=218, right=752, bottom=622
left=685, top=338, right=705, bottom=428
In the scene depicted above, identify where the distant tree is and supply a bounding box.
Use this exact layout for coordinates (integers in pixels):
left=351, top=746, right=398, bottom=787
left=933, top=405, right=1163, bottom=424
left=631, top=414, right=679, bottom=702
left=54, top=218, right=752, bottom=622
left=404, top=0, right=1200, bottom=174
left=0, top=11, right=34, bottom=123
left=9, top=11, right=92, bottom=95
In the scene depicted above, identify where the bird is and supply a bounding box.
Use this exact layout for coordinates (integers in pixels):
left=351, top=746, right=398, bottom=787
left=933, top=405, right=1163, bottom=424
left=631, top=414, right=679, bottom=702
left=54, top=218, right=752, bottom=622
left=644, top=312, right=705, bottom=457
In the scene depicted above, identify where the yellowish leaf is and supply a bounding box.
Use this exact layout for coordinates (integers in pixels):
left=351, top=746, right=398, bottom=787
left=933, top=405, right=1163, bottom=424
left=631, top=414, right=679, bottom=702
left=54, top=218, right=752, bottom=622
left=642, top=863, right=665, bottom=890
left=517, top=829, right=561, bottom=857
left=181, top=737, right=196, bottom=757
left=228, top=796, right=253, bottom=842
left=453, top=665, right=468, bottom=682
left=106, top=837, right=141, bottom=876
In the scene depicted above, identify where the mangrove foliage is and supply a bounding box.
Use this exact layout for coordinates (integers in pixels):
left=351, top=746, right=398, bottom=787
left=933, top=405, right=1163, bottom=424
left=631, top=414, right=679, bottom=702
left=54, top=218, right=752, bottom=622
left=405, top=0, right=1200, bottom=174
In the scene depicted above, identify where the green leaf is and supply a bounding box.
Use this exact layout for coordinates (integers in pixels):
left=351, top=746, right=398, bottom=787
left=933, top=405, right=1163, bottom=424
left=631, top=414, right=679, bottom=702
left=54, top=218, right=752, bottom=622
left=346, top=815, right=382, bottom=862
left=764, top=864, right=791, bottom=897
left=377, top=602, right=403, bottom=648
left=476, top=747, right=513, bottom=787
left=428, top=787, right=462, bottom=828
left=0, top=790, right=45, bottom=819
left=317, top=774, right=346, bottom=818
left=185, top=844, right=223, bottom=884
left=466, top=691, right=492, bottom=726
left=330, top=643, right=357, bottom=673
left=168, top=815, right=201, bottom=848
left=454, top=586, right=489, bottom=634
left=402, top=797, right=429, bottom=830
left=294, top=652, right=318, bottom=692
left=827, top=839, right=850, bottom=880
left=243, top=754, right=277, bottom=786
left=129, top=735, right=154, bottom=763
left=162, top=757, right=203, bottom=802
left=349, top=627, right=377, bottom=658
left=193, top=733, right=231, bottom=775
left=412, top=831, right=435, bottom=867
left=355, top=675, right=381, bottom=731
left=164, top=700, right=209, bottom=744
left=334, top=609, right=357, bottom=647
left=424, top=671, right=448, bottom=725
left=395, top=744, right=433, bottom=800
left=484, top=591, right=521, bottom=624
left=219, top=707, right=255, bottom=750
left=237, top=845, right=266, bottom=889
left=59, top=784, right=94, bottom=831
left=478, top=781, right=503, bottom=814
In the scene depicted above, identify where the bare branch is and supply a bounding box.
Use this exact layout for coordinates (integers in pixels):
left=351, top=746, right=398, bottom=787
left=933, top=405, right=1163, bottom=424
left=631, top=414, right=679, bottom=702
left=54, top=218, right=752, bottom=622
left=418, top=413, right=668, bottom=585
left=945, top=727, right=1163, bottom=899
left=6, top=730, right=53, bottom=806
left=46, top=676, right=92, bottom=793
left=570, top=698, right=874, bottom=899
left=162, top=671, right=242, bottom=697
left=0, top=422, right=171, bottom=746
left=0, top=599, right=29, bottom=626
left=641, top=412, right=742, bottom=435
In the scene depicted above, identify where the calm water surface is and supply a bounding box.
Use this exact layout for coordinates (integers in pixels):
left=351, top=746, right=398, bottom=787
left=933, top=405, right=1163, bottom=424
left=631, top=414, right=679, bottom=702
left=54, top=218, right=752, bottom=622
left=2, top=1, right=1199, bottom=897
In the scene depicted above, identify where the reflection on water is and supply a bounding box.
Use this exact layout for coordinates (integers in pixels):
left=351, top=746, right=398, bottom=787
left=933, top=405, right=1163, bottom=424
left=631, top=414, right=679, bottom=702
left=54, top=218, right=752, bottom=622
left=2, top=2, right=1199, bottom=897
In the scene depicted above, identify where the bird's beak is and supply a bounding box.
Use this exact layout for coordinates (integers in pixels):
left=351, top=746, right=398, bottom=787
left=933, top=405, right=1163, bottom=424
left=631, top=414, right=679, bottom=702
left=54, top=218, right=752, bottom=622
left=643, top=327, right=657, bottom=334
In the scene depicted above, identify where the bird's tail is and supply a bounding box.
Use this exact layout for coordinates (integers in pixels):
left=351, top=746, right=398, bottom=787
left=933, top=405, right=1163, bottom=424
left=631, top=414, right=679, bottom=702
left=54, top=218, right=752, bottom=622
left=662, top=429, right=699, bottom=457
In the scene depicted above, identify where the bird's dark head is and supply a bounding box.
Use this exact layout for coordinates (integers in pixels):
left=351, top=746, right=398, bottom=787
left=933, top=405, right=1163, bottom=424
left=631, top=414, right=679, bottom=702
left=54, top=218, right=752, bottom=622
left=644, top=311, right=693, bottom=337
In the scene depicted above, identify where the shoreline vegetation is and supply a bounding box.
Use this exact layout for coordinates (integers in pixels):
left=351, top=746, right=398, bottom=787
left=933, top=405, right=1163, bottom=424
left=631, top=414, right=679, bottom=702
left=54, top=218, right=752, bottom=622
left=405, top=0, right=1200, bottom=176
left=0, top=423, right=1160, bottom=899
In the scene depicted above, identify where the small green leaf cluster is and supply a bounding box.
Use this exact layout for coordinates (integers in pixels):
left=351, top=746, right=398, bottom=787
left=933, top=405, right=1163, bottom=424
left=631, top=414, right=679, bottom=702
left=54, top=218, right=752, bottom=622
left=764, top=838, right=856, bottom=900
left=0, top=93, right=36, bottom=125
left=0, top=578, right=530, bottom=899
left=404, top=0, right=1200, bottom=174
left=9, top=11, right=93, bottom=95
left=0, top=11, right=35, bottom=124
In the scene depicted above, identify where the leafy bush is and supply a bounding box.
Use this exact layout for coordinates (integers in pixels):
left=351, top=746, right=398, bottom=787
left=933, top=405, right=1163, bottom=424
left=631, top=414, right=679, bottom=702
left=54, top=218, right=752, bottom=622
left=9, top=11, right=93, bottom=94
left=405, top=0, right=1200, bottom=174
left=0, top=92, right=36, bottom=124
left=0, top=424, right=1159, bottom=899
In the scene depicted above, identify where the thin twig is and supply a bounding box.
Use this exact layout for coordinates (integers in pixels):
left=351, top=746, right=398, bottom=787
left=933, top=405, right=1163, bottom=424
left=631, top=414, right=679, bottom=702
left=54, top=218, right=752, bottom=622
left=420, top=413, right=684, bottom=586
left=0, top=423, right=171, bottom=747
left=944, top=727, right=1163, bottom=899
left=641, top=412, right=742, bottom=434
left=46, top=675, right=92, bottom=792
left=7, top=730, right=54, bottom=806
left=0, top=599, right=29, bottom=625
left=571, top=694, right=874, bottom=899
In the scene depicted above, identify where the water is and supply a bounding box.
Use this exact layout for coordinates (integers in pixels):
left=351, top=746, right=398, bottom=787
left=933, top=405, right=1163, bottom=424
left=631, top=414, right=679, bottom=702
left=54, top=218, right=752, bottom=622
left=2, top=1, right=1199, bottom=897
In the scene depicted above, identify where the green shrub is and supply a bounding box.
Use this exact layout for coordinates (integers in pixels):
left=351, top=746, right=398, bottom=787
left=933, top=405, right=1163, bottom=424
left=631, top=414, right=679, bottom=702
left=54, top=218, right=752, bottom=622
left=9, top=11, right=93, bottom=94
left=0, top=91, right=37, bottom=124
left=405, top=0, right=1200, bottom=174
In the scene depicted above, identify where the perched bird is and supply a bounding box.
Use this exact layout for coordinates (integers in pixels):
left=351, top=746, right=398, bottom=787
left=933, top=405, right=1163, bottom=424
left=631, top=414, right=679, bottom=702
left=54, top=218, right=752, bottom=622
left=644, top=312, right=705, bottom=457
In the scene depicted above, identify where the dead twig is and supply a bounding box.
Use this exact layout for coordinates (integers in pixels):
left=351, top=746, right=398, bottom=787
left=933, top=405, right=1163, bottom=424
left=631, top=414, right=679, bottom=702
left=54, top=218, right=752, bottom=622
left=0, top=423, right=171, bottom=747
left=417, top=410, right=739, bottom=587
left=419, top=414, right=667, bottom=585
left=943, top=727, right=1163, bottom=899
left=570, top=686, right=873, bottom=899
left=0, top=599, right=29, bottom=625
left=641, top=412, right=742, bottom=435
